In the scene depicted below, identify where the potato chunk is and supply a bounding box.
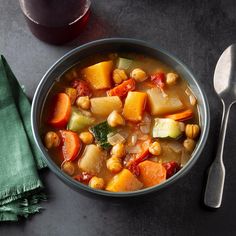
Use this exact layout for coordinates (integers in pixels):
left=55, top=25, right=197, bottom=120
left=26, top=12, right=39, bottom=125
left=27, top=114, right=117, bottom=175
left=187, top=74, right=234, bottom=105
left=106, top=169, right=143, bottom=192
left=81, top=61, right=113, bottom=89
left=147, top=87, right=183, bottom=115
left=123, top=91, right=147, bottom=122
left=78, top=144, right=104, bottom=175
left=90, top=96, right=122, bottom=116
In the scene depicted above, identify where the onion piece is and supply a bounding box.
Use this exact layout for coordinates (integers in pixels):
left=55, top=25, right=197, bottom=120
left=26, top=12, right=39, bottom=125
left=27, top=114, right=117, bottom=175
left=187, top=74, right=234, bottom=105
left=168, top=142, right=183, bottom=154
left=140, top=124, right=150, bottom=134
left=107, top=132, right=116, bottom=138
left=126, top=145, right=142, bottom=154
left=189, top=94, right=197, bottom=106
left=185, top=88, right=191, bottom=96
left=181, top=149, right=190, bottom=167
left=160, top=88, right=168, bottom=97
left=138, top=134, right=150, bottom=141
left=142, top=113, right=151, bottom=123
left=107, top=133, right=125, bottom=146
left=130, top=134, right=137, bottom=146
left=178, top=122, right=185, bottom=132
left=117, top=129, right=129, bottom=139
left=185, top=88, right=197, bottom=106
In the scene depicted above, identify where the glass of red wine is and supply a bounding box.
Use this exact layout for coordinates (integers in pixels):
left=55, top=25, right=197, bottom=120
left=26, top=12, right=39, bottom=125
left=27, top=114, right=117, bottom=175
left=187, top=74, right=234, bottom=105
left=19, top=0, right=91, bottom=45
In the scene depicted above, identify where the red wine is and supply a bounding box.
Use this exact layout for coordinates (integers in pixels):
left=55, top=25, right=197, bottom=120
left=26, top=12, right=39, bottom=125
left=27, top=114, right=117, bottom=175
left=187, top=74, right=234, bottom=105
left=20, top=0, right=90, bottom=44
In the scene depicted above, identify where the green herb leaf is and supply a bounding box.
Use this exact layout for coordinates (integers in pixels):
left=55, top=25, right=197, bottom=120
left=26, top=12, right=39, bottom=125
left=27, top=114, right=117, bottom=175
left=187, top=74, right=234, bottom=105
left=90, top=121, right=114, bottom=149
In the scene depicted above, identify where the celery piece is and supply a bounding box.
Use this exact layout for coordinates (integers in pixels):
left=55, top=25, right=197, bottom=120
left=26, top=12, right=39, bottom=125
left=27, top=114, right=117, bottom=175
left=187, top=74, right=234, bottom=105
left=68, top=108, right=95, bottom=132
left=116, top=57, right=133, bottom=70
left=152, top=118, right=182, bottom=139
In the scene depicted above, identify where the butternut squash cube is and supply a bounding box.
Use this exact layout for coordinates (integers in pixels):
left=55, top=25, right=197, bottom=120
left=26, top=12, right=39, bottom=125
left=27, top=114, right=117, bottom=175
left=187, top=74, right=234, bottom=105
left=106, top=169, right=143, bottom=192
left=82, top=61, right=113, bottom=90
left=123, top=91, right=147, bottom=122
left=138, top=160, right=166, bottom=187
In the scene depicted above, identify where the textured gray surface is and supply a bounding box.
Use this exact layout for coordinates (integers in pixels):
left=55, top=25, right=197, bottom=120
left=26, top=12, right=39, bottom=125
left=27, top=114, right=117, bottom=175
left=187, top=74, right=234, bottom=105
left=1, top=0, right=236, bottom=235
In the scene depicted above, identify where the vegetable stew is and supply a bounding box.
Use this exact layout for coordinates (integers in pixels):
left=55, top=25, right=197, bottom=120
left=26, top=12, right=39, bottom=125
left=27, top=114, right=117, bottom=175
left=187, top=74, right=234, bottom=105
left=41, top=52, right=200, bottom=192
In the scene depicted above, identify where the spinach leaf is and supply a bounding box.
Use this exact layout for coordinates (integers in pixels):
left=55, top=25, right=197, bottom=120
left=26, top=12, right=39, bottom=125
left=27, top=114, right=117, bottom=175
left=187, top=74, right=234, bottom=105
left=90, top=121, right=114, bottom=149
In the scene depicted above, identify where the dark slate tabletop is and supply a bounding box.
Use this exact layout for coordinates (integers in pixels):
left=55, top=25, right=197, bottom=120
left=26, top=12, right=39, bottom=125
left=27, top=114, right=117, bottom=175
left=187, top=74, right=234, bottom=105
left=1, top=0, right=236, bottom=235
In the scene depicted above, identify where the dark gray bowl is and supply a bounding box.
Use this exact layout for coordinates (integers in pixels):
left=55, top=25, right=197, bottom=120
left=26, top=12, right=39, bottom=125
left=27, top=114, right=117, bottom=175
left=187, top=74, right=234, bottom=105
left=31, top=38, right=210, bottom=197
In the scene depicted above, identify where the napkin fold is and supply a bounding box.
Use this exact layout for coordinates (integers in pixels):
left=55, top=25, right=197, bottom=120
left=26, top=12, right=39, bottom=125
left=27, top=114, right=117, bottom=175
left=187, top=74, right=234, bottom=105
left=0, top=55, right=47, bottom=221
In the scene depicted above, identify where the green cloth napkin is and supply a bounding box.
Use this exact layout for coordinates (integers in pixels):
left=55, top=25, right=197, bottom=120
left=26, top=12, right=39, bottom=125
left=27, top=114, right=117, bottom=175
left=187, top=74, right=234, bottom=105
left=0, top=55, right=47, bottom=221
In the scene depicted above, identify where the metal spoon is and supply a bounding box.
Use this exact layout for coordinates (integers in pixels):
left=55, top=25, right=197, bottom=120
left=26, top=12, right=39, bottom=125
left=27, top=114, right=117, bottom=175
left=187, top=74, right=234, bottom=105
left=204, top=44, right=236, bottom=208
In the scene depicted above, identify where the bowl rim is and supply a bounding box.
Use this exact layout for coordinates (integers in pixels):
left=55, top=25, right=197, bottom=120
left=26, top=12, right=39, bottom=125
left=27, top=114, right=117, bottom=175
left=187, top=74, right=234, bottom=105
left=31, top=37, right=210, bottom=197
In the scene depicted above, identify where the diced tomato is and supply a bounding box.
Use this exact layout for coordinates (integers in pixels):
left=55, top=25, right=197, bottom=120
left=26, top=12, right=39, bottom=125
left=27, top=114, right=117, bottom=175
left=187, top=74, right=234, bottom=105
left=127, top=139, right=151, bottom=176
left=107, top=78, right=136, bottom=97
left=74, top=172, right=93, bottom=184
left=133, top=148, right=149, bottom=165
left=71, top=80, right=92, bottom=97
left=128, top=163, right=140, bottom=176
left=162, top=161, right=181, bottom=179
left=127, top=150, right=149, bottom=176
left=60, top=130, right=82, bottom=161
left=150, top=72, right=165, bottom=88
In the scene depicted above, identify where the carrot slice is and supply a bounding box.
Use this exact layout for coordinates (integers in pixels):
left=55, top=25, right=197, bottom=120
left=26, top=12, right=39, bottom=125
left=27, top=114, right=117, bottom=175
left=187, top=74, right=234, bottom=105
left=164, top=109, right=193, bottom=121
left=107, top=78, right=135, bottom=97
left=48, top=93, right=71, bottom=128
left=138, top=160, right=167, bottom=187
left=60, top=130, right=82, bottom=161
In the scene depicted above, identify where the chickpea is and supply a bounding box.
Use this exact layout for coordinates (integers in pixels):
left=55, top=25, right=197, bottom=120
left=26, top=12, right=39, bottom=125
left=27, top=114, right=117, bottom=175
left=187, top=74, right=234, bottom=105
left=166, top=72, right=179, bottom=85
left=89, top=176, right=105, bottom=190
left=44, top=131, right=60, bottom=149
left=130, top=68, right=147, bottom=82
left=64, top=69, right=78, bottom=81
left=111, top=143, right=126, bottom=159
left=185, top=124, right=200, bottom=139
left=61, top=161, right=75, bottom=176
left=149, top=141, right=162, bottom=156
left=113, top=69, right=128, bottom=84
left=106, top=156, right=123, bottom=174
left=79, top=132, right=94, bottom=144
left=107, top=110, right=125, bottom=127
left=65, top=87, right=77, bottom=104
left=183, top=139, right=196, bottom=153
left=76, top=96, right=90, bottom=110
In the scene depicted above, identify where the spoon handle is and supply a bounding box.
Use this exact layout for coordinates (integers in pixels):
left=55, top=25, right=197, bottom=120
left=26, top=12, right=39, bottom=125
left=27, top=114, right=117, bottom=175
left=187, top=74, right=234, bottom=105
left=204, top=101, right=231, bottom=208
